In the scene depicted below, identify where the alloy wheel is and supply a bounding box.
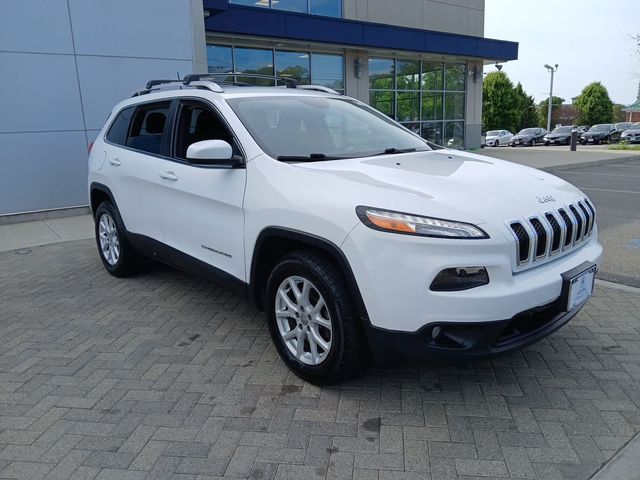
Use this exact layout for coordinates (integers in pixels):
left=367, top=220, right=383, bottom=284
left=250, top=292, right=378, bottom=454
left=275, top=276, right=332, bottom=366
left=98, top=213, right=120, bottom=266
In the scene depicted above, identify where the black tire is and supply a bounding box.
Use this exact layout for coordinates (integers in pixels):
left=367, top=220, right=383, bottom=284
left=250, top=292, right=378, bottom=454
left=94, top=201, right=141, bottom=277
left=581, top=140, right=587, bottom=145
left=606, top=135, right=612, bottom=144
left=264, top=250, right=365, bottom=385
left=529, top=139, right=535, bottom=147
left=544, top=141, right=550, bottom=146
left=493, top=140, right=499, bottom=147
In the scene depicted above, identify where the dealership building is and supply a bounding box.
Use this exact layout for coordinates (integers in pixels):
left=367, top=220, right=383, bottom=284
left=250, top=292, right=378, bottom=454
left=1, top=0, right=517, bottom=216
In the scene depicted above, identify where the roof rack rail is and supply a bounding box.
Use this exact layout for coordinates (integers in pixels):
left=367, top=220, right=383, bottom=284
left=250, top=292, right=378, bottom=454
left=132, top=72, right=337, bottom=98
left=184, top=72, right=299, bottom=88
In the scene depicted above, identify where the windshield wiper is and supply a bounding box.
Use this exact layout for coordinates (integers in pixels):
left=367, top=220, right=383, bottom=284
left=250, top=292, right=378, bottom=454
left=277, top=153, right=348, bottom=162
left=371, top=147, right=418, bottom=156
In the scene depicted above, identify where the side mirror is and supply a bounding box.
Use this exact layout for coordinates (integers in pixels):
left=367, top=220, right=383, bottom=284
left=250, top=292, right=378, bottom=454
left=186, top=140, right=237, bottom=166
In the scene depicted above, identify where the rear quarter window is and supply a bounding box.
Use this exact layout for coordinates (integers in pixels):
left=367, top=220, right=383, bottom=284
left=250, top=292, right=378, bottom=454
left=105, top=106, right=135, bottom=146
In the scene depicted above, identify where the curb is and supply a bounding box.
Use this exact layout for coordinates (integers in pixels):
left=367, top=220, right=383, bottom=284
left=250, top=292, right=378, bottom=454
left=539, top=153, right=640, bottom=172
left=590, top=431, right=640, bottom=480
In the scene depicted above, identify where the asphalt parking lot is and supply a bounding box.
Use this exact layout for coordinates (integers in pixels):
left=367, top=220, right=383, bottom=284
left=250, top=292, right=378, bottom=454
left=548, top=158, right=640, bottom=288
left=1, top=239, right=640, bottom=480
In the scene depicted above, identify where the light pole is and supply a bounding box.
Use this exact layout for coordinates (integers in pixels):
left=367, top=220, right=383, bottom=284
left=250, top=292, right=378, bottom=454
left=544, top=64, right=558, bottom=132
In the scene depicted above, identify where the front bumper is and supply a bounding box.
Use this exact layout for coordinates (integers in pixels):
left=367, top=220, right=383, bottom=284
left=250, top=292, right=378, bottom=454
left=342, top=222, right=603, bottom=333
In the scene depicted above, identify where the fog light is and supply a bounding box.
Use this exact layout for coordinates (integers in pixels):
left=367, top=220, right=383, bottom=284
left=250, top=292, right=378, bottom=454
left=430, top=267, right=489, bottom=292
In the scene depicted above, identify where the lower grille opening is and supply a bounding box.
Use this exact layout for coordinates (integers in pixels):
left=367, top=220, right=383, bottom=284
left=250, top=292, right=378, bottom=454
left=495, top=302, right=559, bottom=346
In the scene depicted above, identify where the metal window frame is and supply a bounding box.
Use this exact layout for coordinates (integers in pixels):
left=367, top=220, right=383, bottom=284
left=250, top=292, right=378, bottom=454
left=368, top=57, right=467, bottom=147
left=207, top=43, right=345, bottom=92
left=230, top=0, right=344, bottom=17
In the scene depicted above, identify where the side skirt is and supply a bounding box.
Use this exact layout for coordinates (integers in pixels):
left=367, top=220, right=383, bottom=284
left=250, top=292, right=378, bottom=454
left=126, top=232, right=248, bottom=297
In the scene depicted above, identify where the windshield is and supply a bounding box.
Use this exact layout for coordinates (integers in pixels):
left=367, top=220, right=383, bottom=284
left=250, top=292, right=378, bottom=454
left=633, top=123, right=640, bottom=129
left=589, top=124, right=611, bottom=132
left=518, top=128, right=538, bottom=135
left=552, top=126, right=573, bottom=134
left=615, top=123, right=630, bottom=129
left=486, top=130, right=500, bottom=136
left=227, top=96, right=430, bottom=160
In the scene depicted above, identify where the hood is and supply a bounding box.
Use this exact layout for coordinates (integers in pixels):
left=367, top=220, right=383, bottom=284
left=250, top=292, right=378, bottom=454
left=623, top=129, right=640, bottom=134
left=512, top=134, right=533, bottom=140
left=583, top=130, right=607, bottom=136
left=546, top=132, right=570, bottom=138
left=293, top=149, right=584, bottom=227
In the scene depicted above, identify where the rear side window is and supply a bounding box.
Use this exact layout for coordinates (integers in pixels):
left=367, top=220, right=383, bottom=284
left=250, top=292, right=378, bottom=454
left=126, top=102, right=171, bottom=155
left=105, top=106, right=134, bottom=146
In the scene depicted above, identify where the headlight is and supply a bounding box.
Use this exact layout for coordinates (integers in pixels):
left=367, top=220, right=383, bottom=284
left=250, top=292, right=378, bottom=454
left=356, top=206, right=489, bottom=239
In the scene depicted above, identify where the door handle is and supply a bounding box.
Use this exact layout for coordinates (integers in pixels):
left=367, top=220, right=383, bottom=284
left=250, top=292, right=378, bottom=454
left=109, top=158, right=121, bottom=166
left=159, top=171, right=178, bottom=181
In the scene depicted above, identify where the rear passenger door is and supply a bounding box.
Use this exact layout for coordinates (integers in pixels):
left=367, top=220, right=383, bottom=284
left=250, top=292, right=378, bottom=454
left=105, top=100, right=171, bottom=241
left=156, top=98, right=247, bottom=282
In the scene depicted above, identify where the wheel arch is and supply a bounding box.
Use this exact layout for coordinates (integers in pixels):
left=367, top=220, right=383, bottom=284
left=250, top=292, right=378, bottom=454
left=249, top=227, right=370, bottom=325
left=89, top=182, right=117, bottom=218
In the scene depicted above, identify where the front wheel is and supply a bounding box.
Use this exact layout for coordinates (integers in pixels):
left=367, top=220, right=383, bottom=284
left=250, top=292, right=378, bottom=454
left=529, top=139, right=535, bottom=147
left=544, top=141, right=550, bottom=146
left=94, top=201, right=141, bottom=277
left=493, top=140, right=499, bottom=147
left=264, top=250, right=365, bottom=385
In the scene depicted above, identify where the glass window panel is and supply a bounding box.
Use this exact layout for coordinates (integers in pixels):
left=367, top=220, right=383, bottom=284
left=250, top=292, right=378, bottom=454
left=272, top=0, right=307, bottom=13
left=422, top=61, right=443, bottom=91
left=311, top=54, right=344, bottom=90
left=369, top=58, right=394, bottom=90
left=400, top=122, right=421, bottom=136
left=397, top=92, right=420, bottom=122
left=445, top=92, right=465, bottom=120
left=445, top=121, right=464, bottom=148
left=370, top=91, right=395, bottom=118
left=207, top=45, right=233, bottom=74
left=275, top=51, right=310, bottom=84
left=422, top=91, right=443, bottom=121
left=445, top=63, right=466, bottom=91
left=229, top=0, right=270, bottom=6
left=234, top=47, right=274, bottom=85
left=421, top=122, right=443, bottom=145
left=310, top=0, right=342, bottom=17
left=396, top=60, right=420, bottom=90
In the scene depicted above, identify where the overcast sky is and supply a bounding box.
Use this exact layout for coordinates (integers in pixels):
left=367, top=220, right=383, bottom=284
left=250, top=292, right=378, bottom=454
left=484, top=0, right=640, bottom=106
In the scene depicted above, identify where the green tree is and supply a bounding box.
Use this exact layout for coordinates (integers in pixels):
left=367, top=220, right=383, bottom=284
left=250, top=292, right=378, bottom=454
left=612, top=104, right=626, bottom=122
left=574, top=82, right=613, bottom=125
left=482, top=71, right=519, bottom=132
left=537, top=96, right=565, bottom=127
left=513, top=82, right=539, bottom=130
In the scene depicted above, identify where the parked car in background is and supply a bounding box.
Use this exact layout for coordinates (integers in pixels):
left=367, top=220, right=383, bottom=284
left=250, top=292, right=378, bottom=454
left=580, top=124, right=620, bottom=144
left=543, top=126, right=577, bottom=146
left=614, top=122, right=632, bottom=133
left=621, top=122, right=640, bottom=144
left=485, top=130, right=512, bottom=147
left=509, top=127, right=547, bottom=147
left=480, top=126, right=486, bottom=148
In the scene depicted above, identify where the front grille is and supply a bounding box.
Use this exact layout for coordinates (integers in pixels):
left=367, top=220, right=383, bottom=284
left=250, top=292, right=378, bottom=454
left=508, top=198, right=596, bottom=267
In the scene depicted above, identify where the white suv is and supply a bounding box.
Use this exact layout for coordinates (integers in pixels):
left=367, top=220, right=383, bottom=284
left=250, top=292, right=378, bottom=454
left=88, top=74, right=603, bottom=384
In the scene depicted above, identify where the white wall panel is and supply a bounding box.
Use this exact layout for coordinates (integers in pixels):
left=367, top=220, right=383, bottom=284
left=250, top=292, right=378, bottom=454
left=68, top=0, right=194, bottom=60
left=0, top=52, right=85, bottom=133
left=76, top=56, right=194, bottom=130
left=0, top=131, right=89, bottom=214
left=0, top=0, right=74, bottom=54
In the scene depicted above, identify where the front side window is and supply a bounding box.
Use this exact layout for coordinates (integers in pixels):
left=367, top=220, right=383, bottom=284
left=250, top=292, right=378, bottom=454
left=106, top=106, right=135, bottom=146
left=228, top=96, right=430, bottom=159
left=174, top=102, right=235, bottom=160
left=126, top=102, right=171, bottom=155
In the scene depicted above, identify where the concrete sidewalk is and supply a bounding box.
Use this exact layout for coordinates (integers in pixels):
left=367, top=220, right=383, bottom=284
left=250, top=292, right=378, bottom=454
left=0, top=214, right=94, bottom=252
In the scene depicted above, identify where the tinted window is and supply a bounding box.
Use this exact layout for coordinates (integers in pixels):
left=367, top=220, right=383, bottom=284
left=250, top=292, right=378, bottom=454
left=106, top=106, right=134, bottom=146
left=228, top=96, right=429, bottom=159
left=127, top=102, right=171, bottom=155
left=174, top=102, right=235, bottom=160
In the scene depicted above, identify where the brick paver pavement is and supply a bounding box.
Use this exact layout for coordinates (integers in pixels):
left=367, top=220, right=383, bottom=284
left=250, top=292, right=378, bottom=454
left=1, top=239, right=639, bottom=480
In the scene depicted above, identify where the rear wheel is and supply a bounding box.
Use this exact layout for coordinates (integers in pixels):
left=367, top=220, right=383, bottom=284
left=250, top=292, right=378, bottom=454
left=265, top=250, right=365, bottom=385
left=94, top=201, right=141, bottom=277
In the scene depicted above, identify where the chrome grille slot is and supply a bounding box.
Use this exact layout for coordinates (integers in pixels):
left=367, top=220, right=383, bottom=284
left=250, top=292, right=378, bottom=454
left=558, top=209, right=574, bottom=247
left=578, top=202, right=592, bottom=236
left=529, top=218, right=548, bottom=258
left=569, top=205, right=584, bottom=242
left=507, top=198, right=595, bottom=269
left=544, top=213, right=562, bottom=252
left=509, top=222, right=530, bottom=264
